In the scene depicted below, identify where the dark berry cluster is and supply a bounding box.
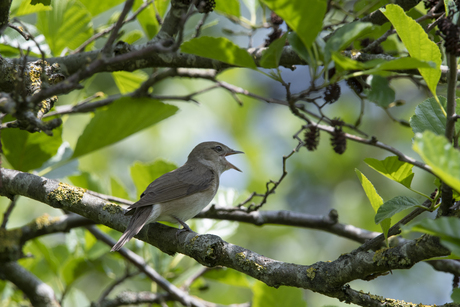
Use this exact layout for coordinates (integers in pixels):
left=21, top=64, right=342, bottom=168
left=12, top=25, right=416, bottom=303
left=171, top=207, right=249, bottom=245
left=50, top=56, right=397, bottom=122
left=330, top=119, right=346, bottom=154
left=324, top=83, right=341, bottom=104
left=423, top=0, right=445, bottom=13
left=195, top=0, right=216, bottom=13
left=304, top=126, right=320, bottom=151
left=438, top=18, right=460, bottom=56
left=264, top=12, right=284, bottom=47
left=346, top=77, right=363, bottom=94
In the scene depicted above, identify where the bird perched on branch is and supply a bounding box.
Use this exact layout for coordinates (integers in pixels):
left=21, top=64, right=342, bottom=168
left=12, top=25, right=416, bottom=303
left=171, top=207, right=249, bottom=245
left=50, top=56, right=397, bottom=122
left=111, top=141, right=243, bottom=251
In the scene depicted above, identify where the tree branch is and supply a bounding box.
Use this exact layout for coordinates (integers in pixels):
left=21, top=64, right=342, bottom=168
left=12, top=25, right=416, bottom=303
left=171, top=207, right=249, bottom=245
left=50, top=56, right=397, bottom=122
left=0, top=168, right=451, bottom=307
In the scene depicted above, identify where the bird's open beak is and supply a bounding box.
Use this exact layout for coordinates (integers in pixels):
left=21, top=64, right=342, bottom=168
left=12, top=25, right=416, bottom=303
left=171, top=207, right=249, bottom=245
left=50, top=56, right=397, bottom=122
left=225, top=149, right=244, bottom=172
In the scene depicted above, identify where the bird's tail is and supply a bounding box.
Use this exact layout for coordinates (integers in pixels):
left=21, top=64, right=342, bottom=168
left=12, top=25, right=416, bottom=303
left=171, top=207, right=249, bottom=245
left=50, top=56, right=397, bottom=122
left=111, top=206, right=158, bottom=252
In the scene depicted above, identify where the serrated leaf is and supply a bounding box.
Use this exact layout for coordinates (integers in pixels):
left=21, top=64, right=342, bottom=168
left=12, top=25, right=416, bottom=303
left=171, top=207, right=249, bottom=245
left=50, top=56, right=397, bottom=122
left=355, top=169, right=390, bottom=244
left=72, top=97, right=178, bottom=158
left=381, top=4, right=441, bottom=96
left=130, top=159, right=177, bottom=197
left=366, top=75, right=395, bottom=108
left=260, top=33, right=288, bottom=68
left=413, top=131, right=460, bottom=193
left=37, top=0, right=94, bottom=55
left=287, top=32, right=313, bottom=64
left=365, top=156, right=414, bottom=188
left=3, top=123, right=62, bottom=172
left=325, top=22, right=374, bottom=63
left=215, top=0, right=240, bottom=16
left=403, top=217, right=460, bottom=257
left=181, top=37, right=257, bottom=69
left=410, top=96, right=447, bottom=135
left=79, top=0, right=124, bottom=16
left=11, top=0, right=51, bottom=17
left=112, top=70, right=148, bottom=94
left=375, top=196, right=419, bottom=224
left=253, top=281, right=306, bottom=307
left=261, top=0, right=326, bottom=50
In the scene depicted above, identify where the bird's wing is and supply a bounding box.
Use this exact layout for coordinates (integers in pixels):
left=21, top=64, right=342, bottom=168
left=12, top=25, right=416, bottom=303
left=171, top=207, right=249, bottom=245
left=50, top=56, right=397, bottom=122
left=126, top=164, right=216, bottom=210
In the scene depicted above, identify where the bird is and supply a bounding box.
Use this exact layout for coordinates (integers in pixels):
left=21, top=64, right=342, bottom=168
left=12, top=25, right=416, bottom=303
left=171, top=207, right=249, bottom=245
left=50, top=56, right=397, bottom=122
left=111, top=141, right=243, bottom=251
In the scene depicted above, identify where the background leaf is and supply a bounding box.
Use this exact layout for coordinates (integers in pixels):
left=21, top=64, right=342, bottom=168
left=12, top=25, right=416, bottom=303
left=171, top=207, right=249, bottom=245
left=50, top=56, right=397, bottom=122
left=381, top=4, right=441, bottom=96
left=72, top=97, right=178, bottom=158
left=3, top=124, right=62, bottom=172
left=181, top=36, right=257, bottom=69
left=403, top=217, right=460, bottom=257
left=215, top=0, right=240, bottom=16
left=112, top=70, right=148, bottom=94
left=410, top=96, right=447, bottom=135
left=130, top=159, right=177, bottom=197
left=261, top=0, right=326, bottom=49
left=413, top=131, right=460, bottom=193
left=375, top=196, right=419, bottom=224
left=365, top=156, right=414, bottom=188
left=260, top=33, right=288, bottom=68
left=252, top=281, right=306, bottom=307
left=37, top=0, right=93, bottom=55
left=325, top=22, right=374, bottom=63
left=366, top=75, right=395, bottom=108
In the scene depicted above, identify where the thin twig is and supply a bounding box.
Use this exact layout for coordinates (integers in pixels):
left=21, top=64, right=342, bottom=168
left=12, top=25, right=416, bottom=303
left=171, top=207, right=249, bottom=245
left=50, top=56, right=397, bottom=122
left=98, top=269, right=140, bottom=303
left=1, top=196, right=17, bottom=229
left=72, top=0, right=153, bottom=54
left=102, top=0, right=135, bottom=56
left=86, top=225, right=204, bottom=307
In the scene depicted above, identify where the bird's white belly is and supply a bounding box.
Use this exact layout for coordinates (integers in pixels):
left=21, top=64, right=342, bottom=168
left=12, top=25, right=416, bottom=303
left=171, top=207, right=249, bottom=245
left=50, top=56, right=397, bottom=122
left=155, top=189, right=216, bottom=224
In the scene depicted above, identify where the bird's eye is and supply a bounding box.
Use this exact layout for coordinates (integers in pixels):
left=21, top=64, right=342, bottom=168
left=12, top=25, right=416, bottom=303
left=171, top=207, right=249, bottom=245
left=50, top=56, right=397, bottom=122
left=214, top=145, right=223, bottom=152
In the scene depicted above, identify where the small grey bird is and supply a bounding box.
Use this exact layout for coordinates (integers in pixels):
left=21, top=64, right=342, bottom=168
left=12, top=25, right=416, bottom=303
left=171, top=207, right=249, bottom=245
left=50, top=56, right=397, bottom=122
left=111, top=141, right=243, bottom=251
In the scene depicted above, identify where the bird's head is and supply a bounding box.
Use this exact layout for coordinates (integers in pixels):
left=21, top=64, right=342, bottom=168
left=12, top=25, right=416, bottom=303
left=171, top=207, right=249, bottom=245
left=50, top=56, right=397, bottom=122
left=188, top=141, right=243, bottom=174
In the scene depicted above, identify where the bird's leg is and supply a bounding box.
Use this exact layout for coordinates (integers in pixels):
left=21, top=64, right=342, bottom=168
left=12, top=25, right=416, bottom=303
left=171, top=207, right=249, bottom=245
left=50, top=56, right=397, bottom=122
left=172, top=216, right=193, bottom=238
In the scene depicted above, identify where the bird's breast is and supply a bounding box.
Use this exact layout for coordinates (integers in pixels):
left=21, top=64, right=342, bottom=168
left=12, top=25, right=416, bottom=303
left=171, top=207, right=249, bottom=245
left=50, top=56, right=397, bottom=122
left=157, top=184, right=217, bottom=223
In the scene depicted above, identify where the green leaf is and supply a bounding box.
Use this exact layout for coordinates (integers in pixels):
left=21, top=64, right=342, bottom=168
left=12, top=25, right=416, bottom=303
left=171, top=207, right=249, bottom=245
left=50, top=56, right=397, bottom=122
left=10, top=0, right=51, bottom=17
left=413, top=131, right=460, bottom=193
left=72, top=97, right=178, bottom=158
left=120, top=29, right=143, bottom=44
left=370, top=57, right=436, bottom=72
left=252, top=281, right=306, bottom=307
left=261, top=0, right=326, bottom=49
left=0, top=44, right=43, bottom=58
left=365, top=156, right=414, bottom=188
left=410, top=96, right=447, bottom=135
left=381, top=4, right=441, bottom=96
left=242, top=0, right=259, bottom=22
left=110, top=177, right=130, bottom=200
left=37, top=0, right=94, bottom=55
left=452, top=288, right=460, bottom=303
left=375, top=196, right=419, bottom=224
left=3, top=124, right=62, bottom=172
left=260, top=33, right=288, bottom=68
left=325, top=22, right=374, bottom=63
left=355, top=169, right=390, bottom=243
left=287, top=32, right=313, bottom=64
left=181, top=37, right=257, bottom=69
left=79, top=0, right=124, bottom=16
left=366, top=75, right=395, bottom=108
left=403, top=217, right=460, bottom=257
left=155, top=0, right=170, bottom=17
left=130, top=159, right=177, bottom=197
left=215, top=0, right=240, bottom=16
left=112, top=70, right=148, bottom=94
left=134, top=0, right=160, bottom=39
left=69, top=172, right=103, bottom=193
left=331, top=52, right=368, bottom=71
left=203, top=268, right=250, bottom=287
left=31, top=0, right=51, bottom=5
